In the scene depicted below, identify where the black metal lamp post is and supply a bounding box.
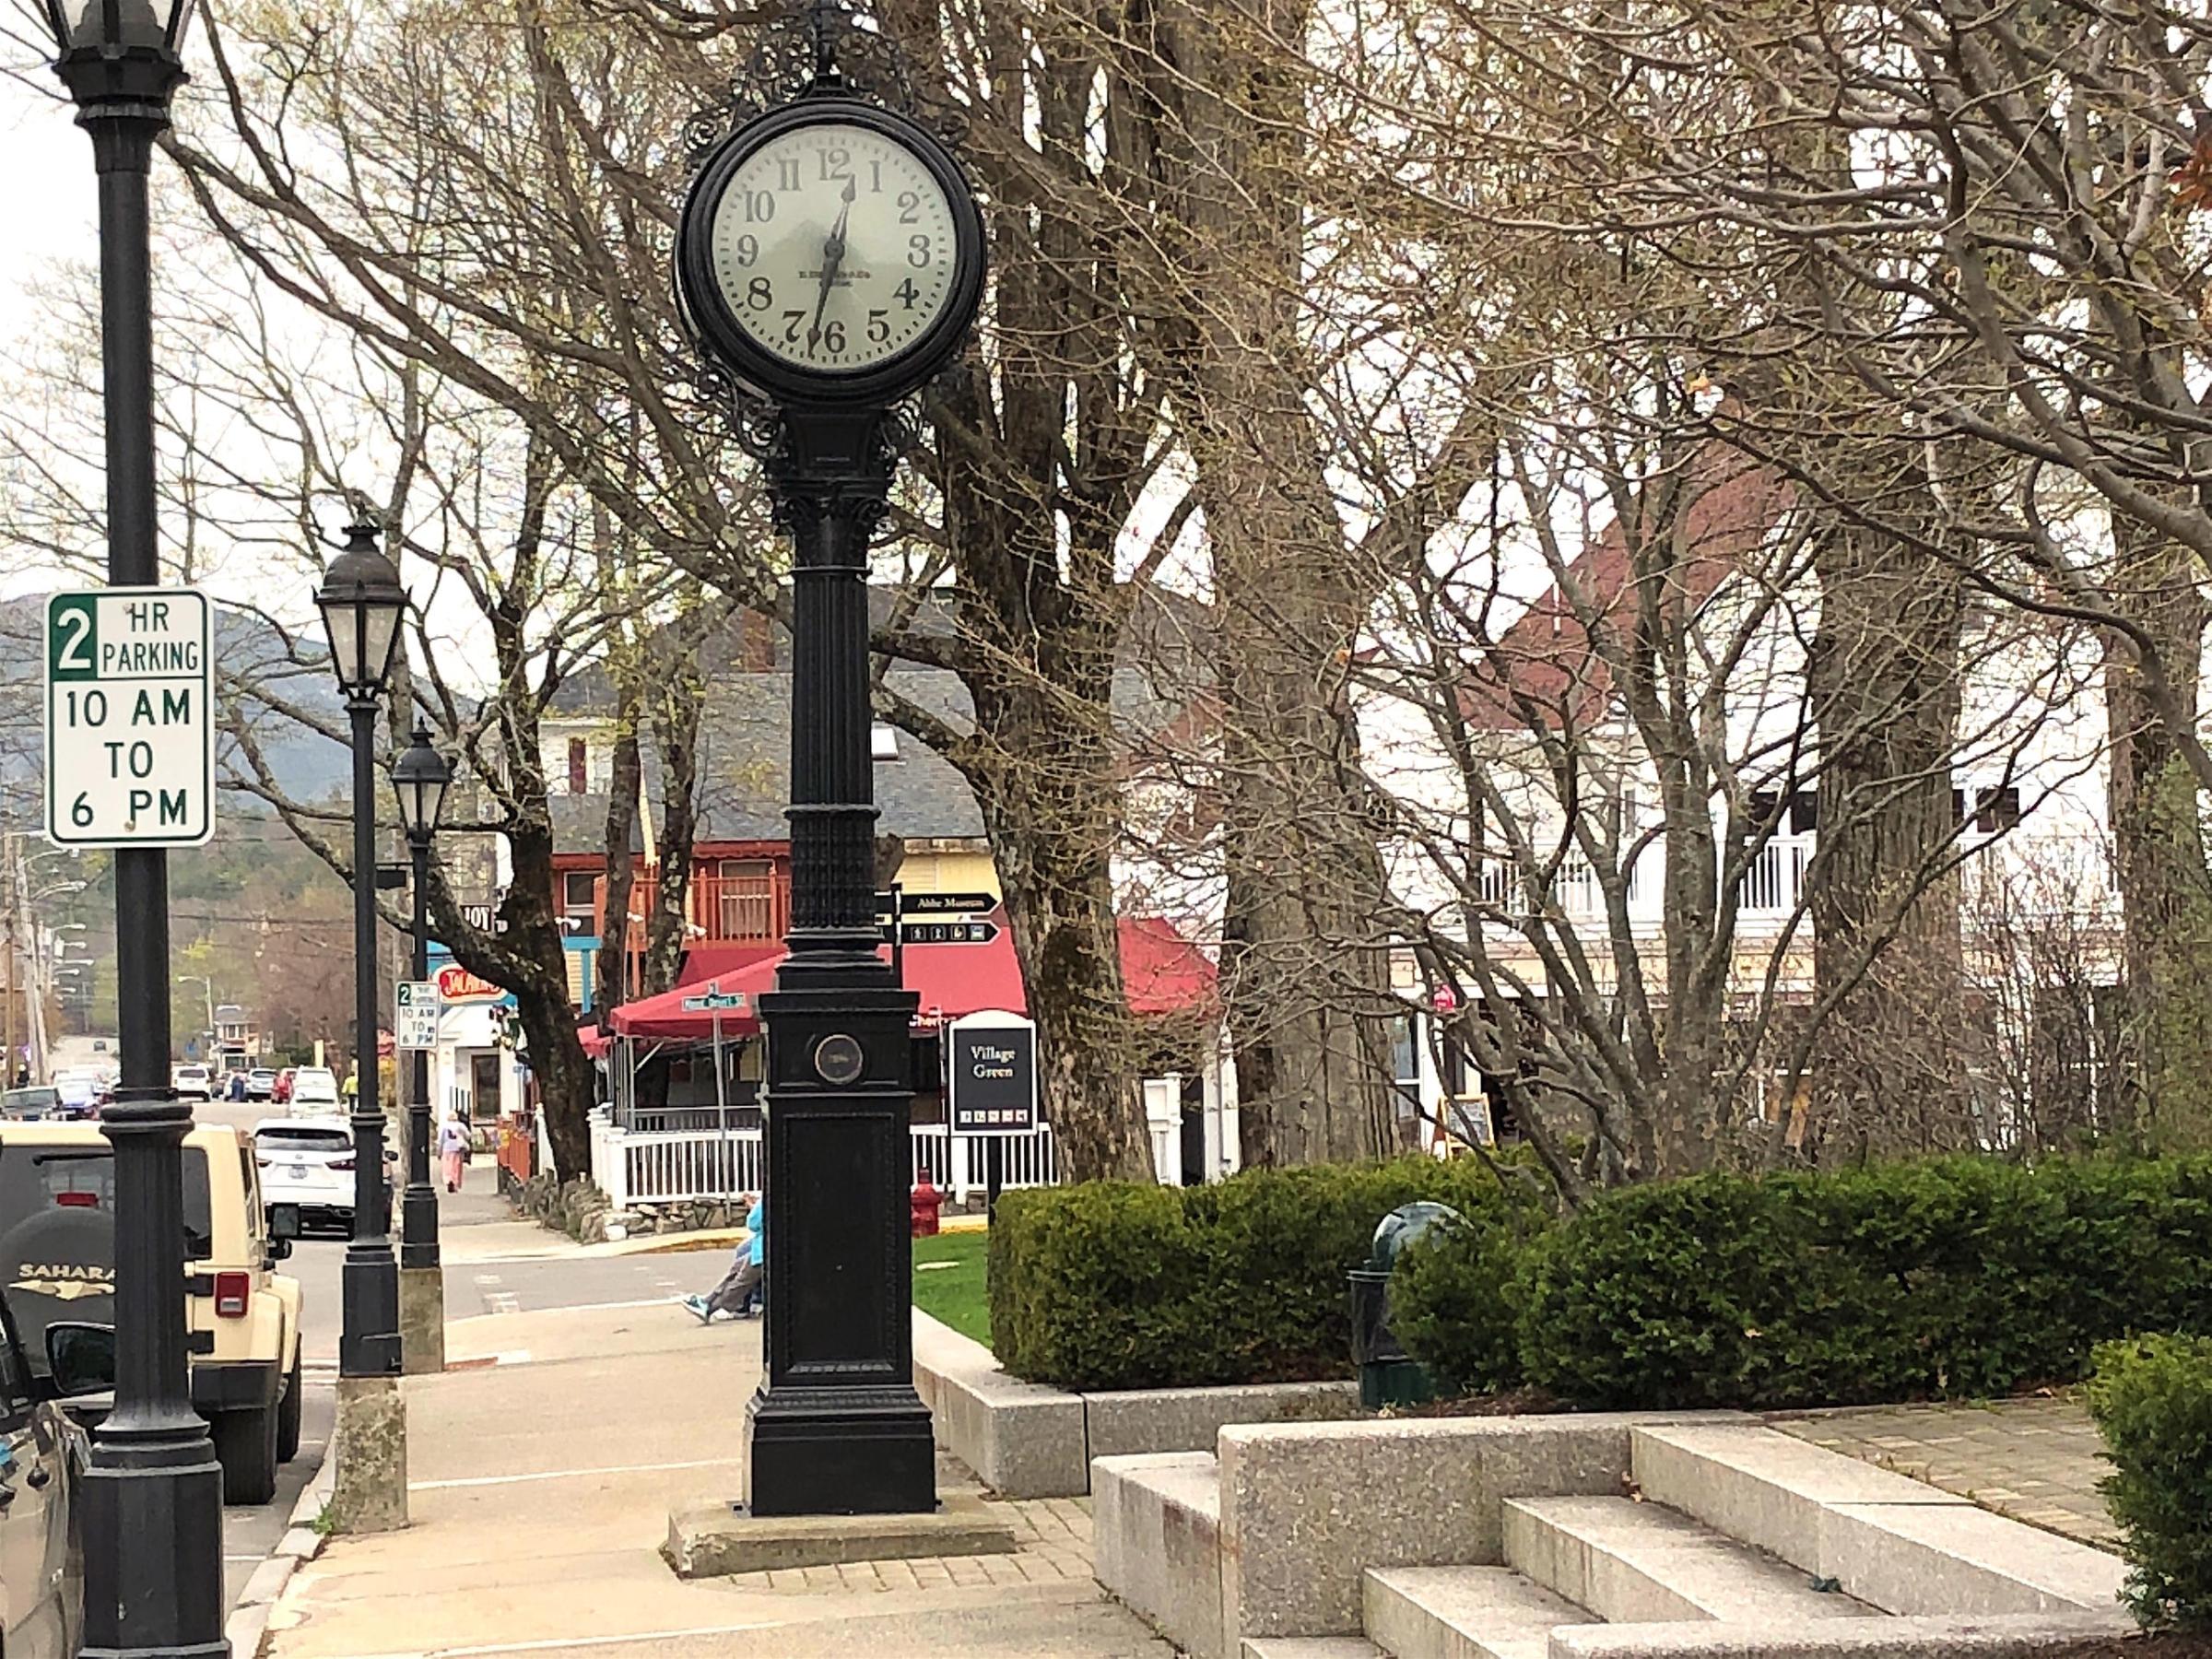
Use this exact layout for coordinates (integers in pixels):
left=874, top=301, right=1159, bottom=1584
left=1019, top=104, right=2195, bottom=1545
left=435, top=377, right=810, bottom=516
left=41, top=2, right=228, bottom=1653
left=315, top=524, right=407, bottom=1384
left=391, top=724, right=449, bottom=1278
left=672, top=3, right=985, bottom=1516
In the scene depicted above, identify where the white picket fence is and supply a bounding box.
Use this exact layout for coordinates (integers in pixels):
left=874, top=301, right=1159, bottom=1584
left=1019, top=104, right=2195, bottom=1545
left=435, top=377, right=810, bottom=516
left=587, top=1109, right=1056, bottom=1209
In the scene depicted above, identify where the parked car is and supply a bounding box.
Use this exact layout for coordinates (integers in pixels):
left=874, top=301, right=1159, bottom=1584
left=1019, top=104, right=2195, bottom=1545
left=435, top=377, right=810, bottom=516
left=288, top=1067, right=340, bottom=1112
left=0, top=1088, right=59, bottom=1122
left=171, top=1065, right=212, bottom=1101
left=48, top=1075, right=99, bottom=1122
left=0, top=1121, right=304, bottom=1505
left=244, top=1069, right=277, bottom=1101
left=272, top=1067, right=296, bottom=1106
left=253, top=1118, right=362, bottom=1233
left=0, top=1289, right=91, bottom=1656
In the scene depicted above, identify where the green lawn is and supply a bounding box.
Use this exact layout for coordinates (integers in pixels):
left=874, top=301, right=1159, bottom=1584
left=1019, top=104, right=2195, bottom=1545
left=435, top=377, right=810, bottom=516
left=912, top=1230, right=990, bottom=1347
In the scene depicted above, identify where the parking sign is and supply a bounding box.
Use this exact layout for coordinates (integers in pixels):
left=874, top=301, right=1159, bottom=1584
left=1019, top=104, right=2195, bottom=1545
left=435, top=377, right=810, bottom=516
left=44, top=588, right=213, bottom=847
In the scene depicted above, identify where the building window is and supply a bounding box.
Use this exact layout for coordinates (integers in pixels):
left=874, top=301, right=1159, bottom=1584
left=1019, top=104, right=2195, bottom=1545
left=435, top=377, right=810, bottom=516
left=567, top=737, right=588, bottom=796
left=560, top=871, right=597, bottom=935
left=1974, top=786, right=2022, bottom=833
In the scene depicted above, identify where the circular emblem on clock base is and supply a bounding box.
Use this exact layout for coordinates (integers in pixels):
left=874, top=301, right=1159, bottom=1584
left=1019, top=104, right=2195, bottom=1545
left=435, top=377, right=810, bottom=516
left=812, top=1032, right=867, bottom=1088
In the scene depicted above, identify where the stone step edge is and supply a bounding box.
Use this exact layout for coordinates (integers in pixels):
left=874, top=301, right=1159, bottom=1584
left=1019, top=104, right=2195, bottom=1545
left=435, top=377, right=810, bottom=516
left=1241, top=1640, right=1385, bottom=1659
left=1363, top=1564, right=1594, bottom=1659
left=1547, top=1610, right=2136, bottom=1658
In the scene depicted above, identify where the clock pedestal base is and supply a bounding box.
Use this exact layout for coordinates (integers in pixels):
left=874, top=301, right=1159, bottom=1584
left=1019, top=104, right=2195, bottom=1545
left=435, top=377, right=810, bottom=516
left=744, top=977, right=933, bottom=1517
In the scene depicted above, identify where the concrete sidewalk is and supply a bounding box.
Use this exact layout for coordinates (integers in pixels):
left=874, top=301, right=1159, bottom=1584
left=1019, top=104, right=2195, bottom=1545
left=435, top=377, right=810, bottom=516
left=264, top=1299, right=1170, bottom=1659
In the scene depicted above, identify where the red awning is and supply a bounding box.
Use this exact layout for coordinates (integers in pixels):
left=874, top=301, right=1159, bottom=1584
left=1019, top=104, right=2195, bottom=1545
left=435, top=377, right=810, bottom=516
left=607, top=912, right=1217, bottom=1041
left=578, top=1021, right=612, bottom=1059
left=677, top=942, right=785, bottom=986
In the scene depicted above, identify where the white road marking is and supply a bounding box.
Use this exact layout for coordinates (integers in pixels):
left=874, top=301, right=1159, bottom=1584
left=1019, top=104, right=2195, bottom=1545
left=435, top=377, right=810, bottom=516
left=408, top=1454, right=747, bottom=1491
left=485, top=1292, right=521, bottom=1314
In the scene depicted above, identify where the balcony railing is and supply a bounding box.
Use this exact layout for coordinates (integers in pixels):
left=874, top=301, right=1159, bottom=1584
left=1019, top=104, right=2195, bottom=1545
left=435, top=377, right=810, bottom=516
left=613, top=869, right=791, bottom=951
left=1736, top=838, right=1808, bottom=915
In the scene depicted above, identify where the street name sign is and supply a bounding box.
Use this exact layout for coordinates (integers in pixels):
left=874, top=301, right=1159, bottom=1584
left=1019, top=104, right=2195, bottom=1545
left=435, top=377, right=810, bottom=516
left=946, top=1010, right=1040, bottom=1135
left=681, top=990, right=747, bottom=1013
left=394, top=981, right=441, bottom=1051
left=43, top=587, right=213, bottom=848
left=901, top=891, right=996, bottom=916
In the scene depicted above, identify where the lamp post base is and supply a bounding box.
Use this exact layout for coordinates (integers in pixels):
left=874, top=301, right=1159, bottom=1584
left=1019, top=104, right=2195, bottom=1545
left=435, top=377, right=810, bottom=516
left=743, top=1382, right=935, bottom=1516
left=398, top=1265, right=445, bottom=1375
left=329, top=1376, right=409, bottom=1535
left=76, top=1418, right=227, bottom=1658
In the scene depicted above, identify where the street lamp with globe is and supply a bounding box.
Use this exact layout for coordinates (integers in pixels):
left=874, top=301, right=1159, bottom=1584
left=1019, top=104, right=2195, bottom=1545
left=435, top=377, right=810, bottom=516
left=314, top=521, right=411, bottom=1528
left=391, top=721, right=452, bottom=1370
left=38, top=0, right=226, bottom=1652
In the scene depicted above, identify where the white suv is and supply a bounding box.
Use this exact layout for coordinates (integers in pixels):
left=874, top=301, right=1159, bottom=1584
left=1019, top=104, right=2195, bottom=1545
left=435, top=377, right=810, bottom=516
left=288, top=1067, right=341, bottom=1112
left=172, top=1065, right=212, bottom=1101
left=253, top=1118, right=358, bottom=1232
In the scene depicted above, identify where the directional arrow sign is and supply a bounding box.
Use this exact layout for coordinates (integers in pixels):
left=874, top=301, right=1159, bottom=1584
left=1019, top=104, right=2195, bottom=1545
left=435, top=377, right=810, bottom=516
left=681, top=991, right=747, bottom=1012
left=44, top=588, right=213, bottom=848
left=902, top=920, right=1001, bottom=947
left=900, top=891, right=997, bottom=916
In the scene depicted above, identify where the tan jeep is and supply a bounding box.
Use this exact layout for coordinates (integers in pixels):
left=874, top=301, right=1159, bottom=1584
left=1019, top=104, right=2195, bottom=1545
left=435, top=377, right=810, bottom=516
left=0, top=1121, right=304, bottom=1504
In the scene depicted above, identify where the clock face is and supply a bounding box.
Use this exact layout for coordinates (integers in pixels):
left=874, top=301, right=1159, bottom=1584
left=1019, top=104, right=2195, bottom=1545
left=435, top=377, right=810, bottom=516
left=708, top=120, right=962, bottom=374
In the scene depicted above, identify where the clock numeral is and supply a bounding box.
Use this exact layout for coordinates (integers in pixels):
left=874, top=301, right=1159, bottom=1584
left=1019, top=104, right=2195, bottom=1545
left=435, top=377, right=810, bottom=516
left=908, top=234, right=933, bottom=268
left=867, top=309, right=891, bottom=344
left=894, top=278, right=920, bottom=311
left=782, top=310, right=807, bottom=346
left=822, top=319, right=847, bottom=353
left=898, top=189, right=922, bottom=225
left=744, top=190, right=775, bottom=224
left=747, top=276, right=772, bottom=311
left=777, top=156, right=801, bottom=191
left=869, top=158, right=883, bottom=193
left=818, top=147, right=852, bottom=182
left=733, top=234, right=759, bottom=267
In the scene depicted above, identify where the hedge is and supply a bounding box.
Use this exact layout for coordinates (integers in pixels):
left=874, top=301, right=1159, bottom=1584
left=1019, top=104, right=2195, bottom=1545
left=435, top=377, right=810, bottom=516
left=987, top=1158, right=1548, bottom=1391
left=1433, top=1156, right=2212, bottom=1410
left=2087, top=1335, right=2212, bottom=1629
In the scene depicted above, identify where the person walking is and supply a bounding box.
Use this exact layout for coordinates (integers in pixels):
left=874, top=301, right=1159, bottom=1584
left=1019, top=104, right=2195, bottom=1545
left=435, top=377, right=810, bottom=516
left=684, top=1193, right=764, bottom=1323
left=438, top=1113, right=470, bottom=1193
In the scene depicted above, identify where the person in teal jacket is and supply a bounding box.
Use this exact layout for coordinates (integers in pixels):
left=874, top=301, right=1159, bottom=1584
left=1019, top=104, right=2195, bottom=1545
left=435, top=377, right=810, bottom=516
left=684, top=1194, right=764, bottom=1323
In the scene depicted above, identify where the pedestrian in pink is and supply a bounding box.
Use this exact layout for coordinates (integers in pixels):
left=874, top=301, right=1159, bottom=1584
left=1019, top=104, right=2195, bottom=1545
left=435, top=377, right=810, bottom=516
left=438, top=1114, right=470, bottom=1193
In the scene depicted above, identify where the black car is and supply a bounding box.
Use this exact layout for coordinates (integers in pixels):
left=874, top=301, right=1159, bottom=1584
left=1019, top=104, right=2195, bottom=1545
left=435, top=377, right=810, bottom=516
left=0, top=1295, right=92, bottom=1656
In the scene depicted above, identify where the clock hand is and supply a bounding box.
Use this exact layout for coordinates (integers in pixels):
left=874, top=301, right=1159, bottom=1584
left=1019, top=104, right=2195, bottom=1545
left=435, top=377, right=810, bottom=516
left=808, top=177, right=860, bottom=350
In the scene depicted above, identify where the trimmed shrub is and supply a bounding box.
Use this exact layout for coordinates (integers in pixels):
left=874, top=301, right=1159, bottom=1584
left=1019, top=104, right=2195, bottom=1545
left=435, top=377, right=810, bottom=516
left=1390, top=1209, right=1549, bottom=1394
left=2087, top=1335, right=2212, bottom=1629
left=1511, top=1155, right=2212, bottom=1411
left=989, top=1158, right=1547, bottom=1391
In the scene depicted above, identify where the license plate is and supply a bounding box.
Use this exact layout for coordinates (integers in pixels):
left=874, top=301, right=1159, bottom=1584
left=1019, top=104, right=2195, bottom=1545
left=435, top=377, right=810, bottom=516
left=290, top=1166, right=308, bottom=1180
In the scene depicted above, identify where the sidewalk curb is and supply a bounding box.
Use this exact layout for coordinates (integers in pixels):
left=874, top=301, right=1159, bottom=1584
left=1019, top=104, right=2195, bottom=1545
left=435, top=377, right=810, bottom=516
left=223, top=1452, right=337, bottom=1658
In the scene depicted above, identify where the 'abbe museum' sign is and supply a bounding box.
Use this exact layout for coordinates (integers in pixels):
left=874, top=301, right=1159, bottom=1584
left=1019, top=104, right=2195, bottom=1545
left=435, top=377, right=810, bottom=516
left=945, top=1010, right=1039, bottom=1135
left=43, top=588, right=213, bottom=848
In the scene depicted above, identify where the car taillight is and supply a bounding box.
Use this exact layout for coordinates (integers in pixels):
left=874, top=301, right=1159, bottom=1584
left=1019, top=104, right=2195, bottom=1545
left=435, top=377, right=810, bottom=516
left=214, top=1272, right=251, bottom=1318
left=333, top=1158, right=356, bottom=1171
left=54, top=1192, right=99, bottom=1208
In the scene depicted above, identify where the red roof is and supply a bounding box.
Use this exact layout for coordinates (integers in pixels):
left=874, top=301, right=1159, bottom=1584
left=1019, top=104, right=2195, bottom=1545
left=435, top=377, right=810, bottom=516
left=607, top=913, right=1217, bottom=1041
left=1462, top=449, right=1790, bottom=732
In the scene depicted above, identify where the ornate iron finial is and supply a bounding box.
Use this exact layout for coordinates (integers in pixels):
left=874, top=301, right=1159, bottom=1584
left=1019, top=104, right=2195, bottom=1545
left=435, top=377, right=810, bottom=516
left=806, top=0, right=842, bottom=89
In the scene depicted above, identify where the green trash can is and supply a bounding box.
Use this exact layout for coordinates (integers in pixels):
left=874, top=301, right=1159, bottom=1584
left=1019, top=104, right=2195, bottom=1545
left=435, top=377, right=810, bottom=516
left=1347, top=1201, right=1462, bottom=1408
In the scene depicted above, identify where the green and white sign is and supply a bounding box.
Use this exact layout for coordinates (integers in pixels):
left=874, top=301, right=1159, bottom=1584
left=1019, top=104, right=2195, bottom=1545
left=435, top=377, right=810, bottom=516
left=394, top=981, right=441, bottom=1051
left=43, top=588, right=213, bottom=848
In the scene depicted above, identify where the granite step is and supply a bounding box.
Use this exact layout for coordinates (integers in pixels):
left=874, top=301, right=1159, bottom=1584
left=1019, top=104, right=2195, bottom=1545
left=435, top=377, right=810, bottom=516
left=1503, top=1496, right=1875, bottom=1625
left=1362, top=1565, right=1596, bottom=1659
left=1241, top=1640, right=1385, bottom=1659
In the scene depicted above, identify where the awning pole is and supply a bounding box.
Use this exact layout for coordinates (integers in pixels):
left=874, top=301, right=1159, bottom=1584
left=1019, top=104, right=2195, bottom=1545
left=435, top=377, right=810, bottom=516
left=711, top=980, right=731, bottom=1196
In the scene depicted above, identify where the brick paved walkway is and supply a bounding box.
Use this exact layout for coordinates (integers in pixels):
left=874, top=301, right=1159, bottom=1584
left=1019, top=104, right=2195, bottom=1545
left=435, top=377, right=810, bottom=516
left=716, top=1496, right=1096, bottom=1594
left=1773, top=1395, right=2115, bottom=1548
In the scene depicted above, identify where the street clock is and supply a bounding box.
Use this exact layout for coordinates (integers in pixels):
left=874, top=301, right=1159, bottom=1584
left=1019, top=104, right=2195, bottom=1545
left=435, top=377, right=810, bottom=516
left=677, top=98, right=985, bottom=406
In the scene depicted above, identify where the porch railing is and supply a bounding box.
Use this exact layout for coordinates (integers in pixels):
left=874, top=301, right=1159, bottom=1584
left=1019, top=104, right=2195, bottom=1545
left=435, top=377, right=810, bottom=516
left=585, top=1109, right=1056, bottom=1208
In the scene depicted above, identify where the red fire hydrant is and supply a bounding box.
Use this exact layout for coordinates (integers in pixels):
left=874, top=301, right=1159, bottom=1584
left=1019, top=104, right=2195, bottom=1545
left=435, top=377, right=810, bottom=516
left=911, top=1173, right=943, bottom=1238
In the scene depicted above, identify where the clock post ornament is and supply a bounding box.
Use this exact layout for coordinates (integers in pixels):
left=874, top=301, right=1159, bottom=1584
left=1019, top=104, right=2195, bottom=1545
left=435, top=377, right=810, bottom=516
left=675, top=0, right=984, bottom=1516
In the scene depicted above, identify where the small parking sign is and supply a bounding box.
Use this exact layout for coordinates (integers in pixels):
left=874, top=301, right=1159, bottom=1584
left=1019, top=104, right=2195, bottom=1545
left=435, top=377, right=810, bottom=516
left=43, top=588, right=213, bottom=848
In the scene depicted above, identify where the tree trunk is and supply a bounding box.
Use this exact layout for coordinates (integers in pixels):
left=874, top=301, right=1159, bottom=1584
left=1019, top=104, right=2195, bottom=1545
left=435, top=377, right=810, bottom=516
left=2105, top=514, right=2212, bottom=1150
left=1154, top=0, right=1396, bottom=1166
left=641, top=644, right=704, bottom=998
left=594, top=692, right=641, bottom=1029
left=1806, top=509, right=1970, bottom=1161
